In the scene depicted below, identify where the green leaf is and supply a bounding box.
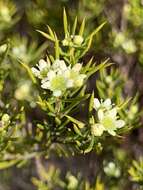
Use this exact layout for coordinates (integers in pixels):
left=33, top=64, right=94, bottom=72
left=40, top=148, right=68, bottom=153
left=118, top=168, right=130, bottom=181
left=81, top=35, right=93, bottom=57
left=37, top=124, right=44, bottom=130
left=19, top=60, right=37, bottom=84
left=118, top=97, right=131, bottom=110
left=62, top=96, right=89, bottom=102
left=37, top=30, right=55, bottom=42
left=63, top=8, right=68, bottom=36
left=89, top=91, right=94, bottom=113
left=84, top=136, right=94, bottom=154
left=82, top=57, right=94, bottom=73
left=95, top=177, right=105, bottom=190
left=87, top=59, right=112, bottom=78
left=55, top=117, right=61, bottom=125
left=54, top=32, right=60, bottom=59
left=47, top=25, right=55, bottom=39
left=79, top=18, right=85, bottom=36
left=0, top=160, right=18, bottom=170
left=73, top=124, right=83, bottom=136
left=32, top=42, right=48, bottom=61
left=17, top=160, right=28, bottom=168
left=65, top=115, right=85, bottom=128
left=37, top=97, right=55, bottom=113
left=0, top=42, right=9, bottom=64
left=87, top=21, right=106, bottom=40
left=81, top=22, right=106, bottom=57
left=72, top=16, right=77, bottom=35
left=62, top=94, right=90, bottom=116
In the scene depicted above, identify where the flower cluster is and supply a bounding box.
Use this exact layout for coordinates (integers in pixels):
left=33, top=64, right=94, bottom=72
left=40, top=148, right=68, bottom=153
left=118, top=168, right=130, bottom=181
left=0, top=114, right=10, bottom=139
left=62, top=35, right=84, bottom=47
left=91, top=98, right=125, bottom=136
left=32, top=59, right=86, bottom=97
left=114, top=32, right=137, bottom=54
left=0, top=2, right=11, bottom=23
left=104, top=161, right=121, bottom=178
left=0, top=0, right=17, bottom=30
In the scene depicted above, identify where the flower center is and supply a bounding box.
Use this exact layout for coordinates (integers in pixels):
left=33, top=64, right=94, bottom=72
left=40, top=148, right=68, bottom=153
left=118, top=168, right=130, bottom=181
left=101, top=116, right=115, bottom=130
left=50, top=76, right=67, bottom=91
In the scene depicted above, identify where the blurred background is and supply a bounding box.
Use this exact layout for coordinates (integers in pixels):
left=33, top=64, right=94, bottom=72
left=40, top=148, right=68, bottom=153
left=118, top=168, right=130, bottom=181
left=0, top=0, right=143, bottom=189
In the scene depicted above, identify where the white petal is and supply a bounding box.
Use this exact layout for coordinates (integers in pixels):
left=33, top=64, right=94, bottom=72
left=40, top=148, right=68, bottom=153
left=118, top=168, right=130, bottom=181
left=80, top=74, right=86, bottom=79
left=64, top=70, right=70, bottom=78
left=94, top=98, right=101, bottom=110
left=41, top=81, right=51, bottom=89
left=31, top=67, right=40, bottom=77
left=38, top=59, right=47, bottom=70
left=103, top=98, right=111, bottom=109
left=59, top=60, right=67, bottom=70
left=108, top=108, right=117, bottom=118
left=72, top=63, right=82, bottom=72
left=98, top=109, right=104, bottom=121
left=115, top=120, right=125, bottom=128
left=41, top=77, right=48, bottom=84
left=76, top=77, right=84, bottom=87
left=53, top=59, right=67, bottom=71
left=53, top=90, right=62, bottom=97
left=66, top=79, right=74, bottom=88
left=107, top=130, right=116, bottom=136
left=46, top=58, right=51, bottom=67
left=47, top=70, right=56, bottom=80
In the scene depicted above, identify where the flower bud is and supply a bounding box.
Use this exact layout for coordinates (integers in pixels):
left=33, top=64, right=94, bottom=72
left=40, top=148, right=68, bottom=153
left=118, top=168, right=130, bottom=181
left=73, top=35, right=83, bottom=45
left=1, top=114, right=10, bottom=126
left=91, top=124, right=104, bottom=136
left=67, top=174, right=78, bottom=189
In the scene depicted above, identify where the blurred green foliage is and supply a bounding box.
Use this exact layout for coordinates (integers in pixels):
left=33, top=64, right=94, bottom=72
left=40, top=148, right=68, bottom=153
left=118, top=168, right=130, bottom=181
left=0, top=0, right=143, bottom=190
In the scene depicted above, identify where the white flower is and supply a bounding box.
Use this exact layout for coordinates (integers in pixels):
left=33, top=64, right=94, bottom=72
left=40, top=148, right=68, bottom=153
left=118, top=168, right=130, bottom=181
left=104, top=162, right=121, bottom=178
left=38, top=59, right=49, bottom=70
left=31, top=59, right=50, bottom=79
left=92, top=98, right=125, bottom=136
left=94, top=98, right=101, bottom=110
left=32, top=59, right=86, bottom=97
left=94, top=98, right=112, bottom=110
left=15, top=82, right=31, bottom=100
left=52, top=59, right=67, bottom=72
left=12, top=44, right=27, bottom=61
left=41, top=70, right=67, bottom=97
left=96, top=108, right=125, bottom=136
left=65, top=63, right=86, bottom=88
left=31, top=67, right=40, bottom=77
left=122, top=39, right=137, bottom=54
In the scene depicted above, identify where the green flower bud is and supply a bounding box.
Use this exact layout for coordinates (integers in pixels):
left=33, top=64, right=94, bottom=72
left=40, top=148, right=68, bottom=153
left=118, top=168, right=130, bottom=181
left=1, top=114, right=10, bottom=126
left=73, top=35, right=84, bottom=45
left=91, top=124, right=104, bottom=136
left=62, top=39, right=70, bottom=46
left=0, top=44, right=7, bottom=53
left=67, top=174, right=78, bottom=189
left=15, top=83, right=30, bottom=100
